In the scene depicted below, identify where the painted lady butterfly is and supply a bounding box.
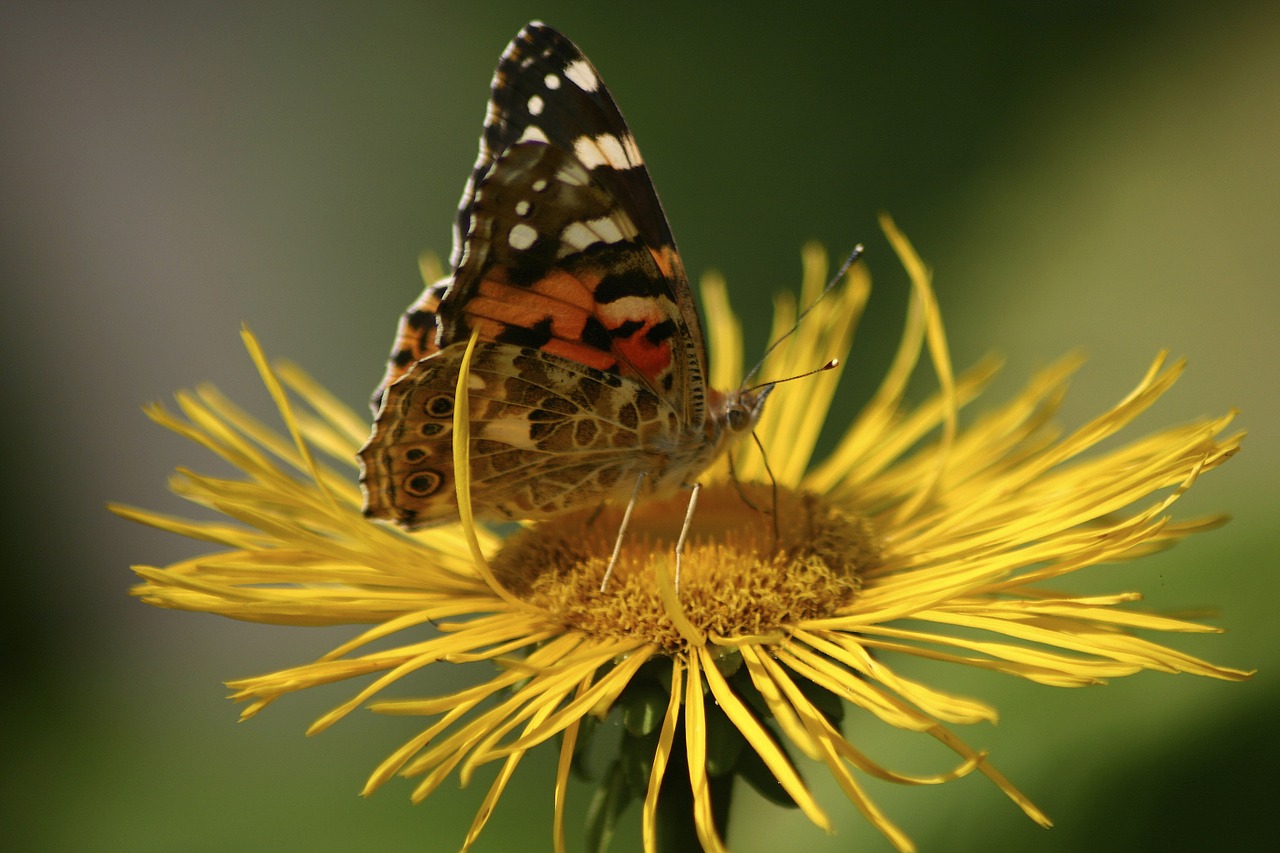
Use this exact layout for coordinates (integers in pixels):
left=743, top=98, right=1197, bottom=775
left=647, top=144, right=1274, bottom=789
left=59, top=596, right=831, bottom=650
left=358, top=21, right=773, bottom=541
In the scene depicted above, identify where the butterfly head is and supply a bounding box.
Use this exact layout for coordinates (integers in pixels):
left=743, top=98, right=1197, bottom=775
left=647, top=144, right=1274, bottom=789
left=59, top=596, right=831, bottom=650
left=718, top=357, right=838, bottom=442
left=723, top=383, right=774, bottom=436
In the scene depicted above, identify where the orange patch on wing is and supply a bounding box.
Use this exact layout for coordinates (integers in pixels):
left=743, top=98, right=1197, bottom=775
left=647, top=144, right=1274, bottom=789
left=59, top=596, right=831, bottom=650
left=465, top=269, right=677, bottom=383
left=541, top=338, right=618, bottom=372
left=596, top=295, right=673, bottom=382
left=528, top=268, right=599, bottom=309
left=379, top=291, right=445, bottom=391
left=473, top=274, right=596, bottom=339
left=530, top=269, right=608, bottom=343
left=611, top=321, right=672, bottom=382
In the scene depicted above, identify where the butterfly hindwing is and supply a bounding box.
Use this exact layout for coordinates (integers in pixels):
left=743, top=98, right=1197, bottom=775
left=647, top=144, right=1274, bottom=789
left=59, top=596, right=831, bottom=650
left=371, top=277, right=449, bottom=411
left=360, top=341, right=679, bottom=528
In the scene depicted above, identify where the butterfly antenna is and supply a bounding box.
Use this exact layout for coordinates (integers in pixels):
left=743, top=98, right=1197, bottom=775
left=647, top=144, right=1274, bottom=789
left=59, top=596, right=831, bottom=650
left=742, top=244, right=863, bottom=387
left=741, top=358, right=839, bottom=397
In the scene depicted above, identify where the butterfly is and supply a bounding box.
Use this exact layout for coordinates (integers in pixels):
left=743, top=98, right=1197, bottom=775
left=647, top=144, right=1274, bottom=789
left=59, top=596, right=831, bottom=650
left=357, top=21, right=773, bottom=552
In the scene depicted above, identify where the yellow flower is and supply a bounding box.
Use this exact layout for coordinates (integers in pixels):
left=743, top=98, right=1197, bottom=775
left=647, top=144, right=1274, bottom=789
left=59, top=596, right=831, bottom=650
left=114, top=219, right=1249, bottom=853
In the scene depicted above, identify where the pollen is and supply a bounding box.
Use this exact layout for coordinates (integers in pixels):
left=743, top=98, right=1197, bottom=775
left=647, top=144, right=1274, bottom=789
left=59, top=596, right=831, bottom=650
left=492, top=484, right=878, bottom=652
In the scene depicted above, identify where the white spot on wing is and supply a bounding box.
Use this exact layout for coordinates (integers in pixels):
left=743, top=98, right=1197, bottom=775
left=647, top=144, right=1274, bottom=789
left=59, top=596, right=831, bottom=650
left=544, top=73, right=561, bottom=90
left=597, top=134, right=629, bottom=168
left=563, top=60, right=599, bottom=92
left=483, top=417, right=540, bottom=448
left=572, top=136, right=606, bottom=170
left=561, top=222, right=597, bottom=251
left=508, top=223, right=538, bottom=250
left=527, top=94, right=544, bottom=116
left=531, top=178, right=548, bottom=192
left=514, top=200, right=531, bottom=216
left=586, top=215, right=629, bottom=243
left=560, top=216, right=632, bottom=252
left=517, top=125, right=549, bottom=144
left=574, top=133, right=635, bottom=170
left=554, top=163, right=590, bottom=187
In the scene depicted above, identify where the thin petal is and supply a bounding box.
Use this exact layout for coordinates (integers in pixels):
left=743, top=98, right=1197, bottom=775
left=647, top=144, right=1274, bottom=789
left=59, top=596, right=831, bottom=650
left=879, top=214, right=958, bottom=524
left=738, top=645, right=823, bottom=758
left=642, top=659, right=684, bottom=853
left=461, top=695, right=561, bottom=851
left=477, top=644, right=656, bottom=762
left=700, top=270, right=744, bottom=392
left=928, top=726, right=1053, bottom=828
left=701, top=646, right=830, bottom=830
left=241, top=327, right=345, bottom=516
left=682, top=651, right=728, bottom=853
left=274, top=358, right=371, bottom=452
left=554, top=677, right=594, bottom=853
left=791, top=629, right=998, bottom=726
left=751, top=244, right=869, bottom=485
left=767, top=644, right=937, bottom=733
left=452, top=328, right=531, bottom=610
left=753, top=650, right=916, bottom=852
left=854, top=628, right=1141, bottom=684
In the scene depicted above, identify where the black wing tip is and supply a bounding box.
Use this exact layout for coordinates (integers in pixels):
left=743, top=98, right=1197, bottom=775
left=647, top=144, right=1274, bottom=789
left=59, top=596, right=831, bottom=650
left=517, top=21, right=554, bottom=44
left=515, top=21, right=579, bottom=55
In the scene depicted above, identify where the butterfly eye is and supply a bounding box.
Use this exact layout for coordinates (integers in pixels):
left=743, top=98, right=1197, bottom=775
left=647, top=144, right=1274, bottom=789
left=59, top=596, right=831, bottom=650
left=726, top=405, right=751, bottom=433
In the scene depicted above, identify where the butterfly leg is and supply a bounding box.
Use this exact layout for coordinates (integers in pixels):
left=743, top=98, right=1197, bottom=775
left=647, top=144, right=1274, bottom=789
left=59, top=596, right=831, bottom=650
left=751, top=430, right=782, bottom=544
left=727, top=445, right=766, bottom=514
left=599, top=472, right=647, bottom=592
left=726, top=434, right=780, bottom=546
left=673, top=481, right=702, bottom=590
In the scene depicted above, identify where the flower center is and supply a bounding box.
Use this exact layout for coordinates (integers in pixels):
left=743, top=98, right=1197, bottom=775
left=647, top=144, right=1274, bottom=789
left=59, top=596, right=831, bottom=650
left=491, top=484, right=879, bottom=652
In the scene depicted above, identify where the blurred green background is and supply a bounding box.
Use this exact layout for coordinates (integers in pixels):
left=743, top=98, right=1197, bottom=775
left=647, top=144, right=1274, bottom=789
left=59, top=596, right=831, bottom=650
left=2, top=1, right=1275, bottom=850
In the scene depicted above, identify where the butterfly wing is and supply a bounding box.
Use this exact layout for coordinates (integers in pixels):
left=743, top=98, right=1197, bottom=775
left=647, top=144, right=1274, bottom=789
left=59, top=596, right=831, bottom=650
left=372, top=22, right=709, bottom=422
left=457, top=22, right=675, bottom=268
left=362, top=22, right=717, bottom=528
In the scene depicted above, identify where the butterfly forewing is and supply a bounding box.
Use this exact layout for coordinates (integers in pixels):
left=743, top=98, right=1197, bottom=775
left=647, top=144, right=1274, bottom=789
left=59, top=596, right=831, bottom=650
left=442, top=141, right=697, bottom=396
left=373, top=22, right=707, bottom=413
left=460, top=22, right=677, bottom=260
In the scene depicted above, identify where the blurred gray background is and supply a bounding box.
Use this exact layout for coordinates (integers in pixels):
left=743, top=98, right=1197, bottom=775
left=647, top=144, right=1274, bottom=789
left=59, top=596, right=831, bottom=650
left=2, top=2, right=1275, bottom=850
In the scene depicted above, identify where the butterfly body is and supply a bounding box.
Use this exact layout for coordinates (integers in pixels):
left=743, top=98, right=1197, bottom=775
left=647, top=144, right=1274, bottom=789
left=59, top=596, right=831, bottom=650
left=358, top=22, right=770, bottom=530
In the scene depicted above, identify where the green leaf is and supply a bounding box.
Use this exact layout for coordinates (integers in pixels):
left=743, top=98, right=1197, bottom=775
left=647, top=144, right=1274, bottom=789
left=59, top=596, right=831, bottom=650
left=795, top=672, right=845, bottom=728
left=621, top=679, right=670, bottom=737
left=703, top=698, right=746, bottom=777
left=584, top=760, right=634, bottom=853
left=620, top=729, right=660, bottom=799
left=735, top=719, right=801, bottom=808
left=570, top=713, right=602, bottom=780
